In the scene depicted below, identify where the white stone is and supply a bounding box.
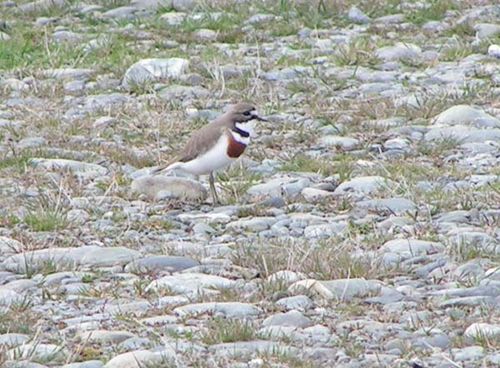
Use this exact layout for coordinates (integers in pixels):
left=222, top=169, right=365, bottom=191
left=122, top=58, right=189, bottom=90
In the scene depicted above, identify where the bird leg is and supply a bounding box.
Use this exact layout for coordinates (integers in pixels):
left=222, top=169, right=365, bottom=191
left=209, top=172, right=219, bottom=205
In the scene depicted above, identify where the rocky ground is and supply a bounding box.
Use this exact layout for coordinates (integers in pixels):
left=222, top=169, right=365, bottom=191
left=0, top=0, right=499, bottom=367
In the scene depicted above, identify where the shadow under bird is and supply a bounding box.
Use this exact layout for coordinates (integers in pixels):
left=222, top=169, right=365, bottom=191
left=152, top=103, right=268, bottom=204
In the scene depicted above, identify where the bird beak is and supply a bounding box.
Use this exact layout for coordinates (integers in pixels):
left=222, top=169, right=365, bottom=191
left=252, top=114, right=268, bottom=122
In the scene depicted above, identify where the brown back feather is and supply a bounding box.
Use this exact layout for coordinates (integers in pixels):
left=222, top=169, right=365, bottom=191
left=177, top=118, right=232, bottom=162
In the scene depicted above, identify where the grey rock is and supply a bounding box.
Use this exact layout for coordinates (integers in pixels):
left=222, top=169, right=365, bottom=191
left=276, top=295, right=313, bottom=311
left=30, top=158, right=107, bottom=179
left=122, top=58, right=189, bottom=91
left=118, top=337, right=152, bottom=351
left=104, top=350, right=173, bottom=368
left=319, top=135, right=359, bottom=150
left=158, top=85, right=210, bottom=101
left=262, top=310, right=312, bottom=328
left=53, top=30, right=82, bottom=43
left=63, top=361, right=104, bottom=368
left=452, top=346, right=484, bottom=362
left=146, top=273, right=236, bottom=295
left=357, top=198, right=416, bottom=214
left=227, top=217, right=277, bottom=232
left=174, top=302, right=260, bottom=318
left=193, top=28, right=217, bottom=41
left=0, top=236, right=24, bottom=255
left=374, top=13, right=405, bottom=24
left=261, top=66, right=312, bottom=81
left=289, top=278, right=382, bottom=301
left=433, top=105, right=500, bottom=128
left=303, top=222, right=347, bottom=238
left=425, top=125, right=500, bottom=143
left=44, top=68, right=94, bottom=81
left=488, top=44, right=500, bottom=58
left=208, top=340, right=295, bottom=357
left=247, top=176, right=312, bottom=198
left=0, top=289, right=22, bottom=306
left=348, top=6, right=370, bottom=24
left=474, top=23, right=500, bottom=39
left=301, top=187, right=335, bottom=202
left=246, top=13, right=275, bottom=25
left=161, top=12, right=186, bottom=26
left=0, top=333, right=30, bottom=348
left=131, top=175, right=207, bottom=201
left=375, top=43, right=421, bottom=61
left=464, top=323, right=500, bottom=339
left=131, top=0, right=172, bottom=10
left=102, top=6, right=140, bottom=20
left=78, top=330, right=136, bottom=344
left=333, top=176, right=394, bottom=197
left=0, top=31, right=11, bottom=40
left=125, top=256, right=199, bottom=274
left=18, top=0, right=65, bottom=13
left=7, top=343, right=66, bottom=361
left=172, top=0, right=196, bottom=11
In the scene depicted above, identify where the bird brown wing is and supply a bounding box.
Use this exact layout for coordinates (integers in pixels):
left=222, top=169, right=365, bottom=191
left=177, top=122, right=227, bottom=163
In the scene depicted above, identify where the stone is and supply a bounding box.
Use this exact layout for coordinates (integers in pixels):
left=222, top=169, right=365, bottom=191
left=7, top=343, right=66, bottom=361
left=375, top=43, right=421, bottom=61
left=0, top=31, right=11, bottom=40
left=0, top=289, right=22, bottom=306
left=104, top=350, right=172, bottom=368
left=247, top=176, right=312, bottom=198
left=172, top=0, right=196, bottom=11
left=174, top=302, right=260, bottom=318
left=333, top=176, right=393, bottom=197
left=146, top=273, right=236, bottom=295
left=0, top=236, right=24, bottom=255
left=160, top=12, right=186, bottom=26
left=63, top=361, right=104, bottom=368
left=452, top=346, right=484, bottom=362
left=474, top=23, right=500, bottom=39
left=319, top=135, right=360, bottom=150
left=464, top=323, right=500, bottom=339
left=262, top=310, right=312, bottom=328
left=208, top=340, right=295, bottom=357
left=348, top=6, right=370, bottom=24
left=131, top=175, right=207, bottom=201
left=227, top=217, right=277, bottom=232
left=158, top=85, right=210, bottom=101
left=289, top=278, right=382, bottom=301
left=357, top=198, right=417, bottom=214
left=131, top=0, right=172, bottom=10
left=78, top=330, right=135, bottom=344
left=125, top=256, right=199, bottom=274
left=18, top=0, right=65, bottom=13
left=0, top=333, right=30, bottom=348
left=122, top=58, right=189, bottom=90
left=425, top=125, right=500, bottom=143
left=3, top=246, right=141, bottom=273
left=433, top=105, right=500, bottom=128
left=303, top=222, right=347, bottom=238
left=488, top=44, right=500, bottom=58
left=276, top=295, right=313, bottom=311
left=30, top=158, right=107, bottom=178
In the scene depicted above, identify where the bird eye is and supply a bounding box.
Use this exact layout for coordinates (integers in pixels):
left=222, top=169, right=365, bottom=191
left=243, top=111, right=251, bottom=116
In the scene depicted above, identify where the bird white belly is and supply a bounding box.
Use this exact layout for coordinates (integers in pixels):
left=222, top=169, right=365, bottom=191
left=179, top=135, right=234, bottom=175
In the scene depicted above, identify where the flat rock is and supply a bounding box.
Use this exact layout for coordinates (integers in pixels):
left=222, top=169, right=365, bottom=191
left=262, top=310, right=312, bottom=328
left=319, top=135, right=360, bottom=150
left=424, top=125, right=500, bottom=143
left=7, top=343, right=66, bottom=361
left=433, top=105, right=500, bottom=128
left=122, top=58, right=189, bottom=91
left=208, top=340, right=295, bottom=357
left=63, top=361, right=104, bottom=368
left=0, top=236, right=24, bottom=255
left=131, top=175, right=207, bottom=201
left=289, top=278, right=382, bottom=301
left=3, top=246, right=141, bottom=273
left=464, top=323, right=500, bottom=339
left=0, top=333, right=30, bottom=348
left=375, top=43, right=421, bottom=61
left=247, top=176, right=312, bottom=198
left=30, top=158, right=107, bottom=178
left=104, top=350, right=171, bottom=368
left=276, top=295, right=313, bottom=311
left=333, top=176, right=394, bottom=197
left=357, top=197, right=417, bottom=214
left=174, top=302, right=260, bottom=318
left=125, top=256, right=199, bottom=274
left=146, top=273, right=236, bottom=295
left=78, top=330, right=136, bottom=344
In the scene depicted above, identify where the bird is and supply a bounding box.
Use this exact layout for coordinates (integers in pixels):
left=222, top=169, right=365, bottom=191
left=152, top=103, right=268, bottom=204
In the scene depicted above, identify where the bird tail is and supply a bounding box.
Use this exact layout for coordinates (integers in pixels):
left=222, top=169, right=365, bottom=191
left=151, top=161, right=182, bottom=175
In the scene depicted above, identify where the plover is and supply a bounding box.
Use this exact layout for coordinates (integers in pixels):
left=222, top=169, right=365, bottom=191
left=153, top=103, right=267, bottom=204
